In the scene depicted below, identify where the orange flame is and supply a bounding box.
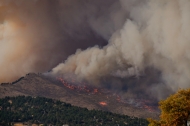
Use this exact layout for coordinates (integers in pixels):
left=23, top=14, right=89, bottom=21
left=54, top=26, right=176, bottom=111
left=56, top=77, right=100, bottom=94
left=99, top=101, right=107, bottom=106
left=56, top=77, right=157, bottom=112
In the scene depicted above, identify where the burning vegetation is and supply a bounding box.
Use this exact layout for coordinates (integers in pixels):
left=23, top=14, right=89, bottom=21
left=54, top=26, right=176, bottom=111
left=56, top=77, right=100, bottom=94
left=99, top=102, right=107, bottom=106
left=56, top=76, right=158, bottom=112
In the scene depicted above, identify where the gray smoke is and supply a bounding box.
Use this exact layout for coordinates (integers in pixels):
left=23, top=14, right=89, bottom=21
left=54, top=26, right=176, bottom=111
left=1, top=0, right=190, bottom=100
left=0, top=0, right=124, bottom=82
left=52, top=0, right=190, bottom=100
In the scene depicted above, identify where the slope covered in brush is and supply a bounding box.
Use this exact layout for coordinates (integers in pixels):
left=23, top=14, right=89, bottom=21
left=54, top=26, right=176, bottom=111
left=0, top=96, right=149, bottom=126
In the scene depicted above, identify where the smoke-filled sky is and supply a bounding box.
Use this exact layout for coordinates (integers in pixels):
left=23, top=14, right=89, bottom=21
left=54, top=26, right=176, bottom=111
left=1, top=0, right=190, bottom=100
left=0, top=0, right=119, bottom=81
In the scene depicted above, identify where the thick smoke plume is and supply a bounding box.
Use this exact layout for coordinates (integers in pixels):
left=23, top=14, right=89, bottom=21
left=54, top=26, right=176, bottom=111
left=52, top=0, right=190, bottom=100
left=0, top=0, right=123, bottom=82
left=1, top=0, right=190, bottom=100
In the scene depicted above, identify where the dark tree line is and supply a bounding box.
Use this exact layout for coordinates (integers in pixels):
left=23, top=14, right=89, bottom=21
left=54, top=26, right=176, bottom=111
left=0, top=96, right=149, bottom=126
left=1, top=76, right=24, bottom=85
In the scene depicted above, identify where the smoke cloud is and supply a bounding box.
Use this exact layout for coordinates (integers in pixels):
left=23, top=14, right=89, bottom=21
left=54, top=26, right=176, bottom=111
left=52, top=0, right=190, bottom=100
left=1, top=0, right=190, bottom=100
left=0, top=0, right=124, bottom=82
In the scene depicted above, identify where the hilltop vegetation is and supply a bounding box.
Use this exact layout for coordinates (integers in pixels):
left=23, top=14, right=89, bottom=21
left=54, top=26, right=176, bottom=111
left=0, top=96, right=149, bottom=126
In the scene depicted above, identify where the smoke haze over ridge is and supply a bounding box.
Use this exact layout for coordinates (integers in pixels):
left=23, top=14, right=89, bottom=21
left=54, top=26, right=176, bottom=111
left=1, top=0, right=190, bottom=100
left=0, top=0, right=123, bottom=82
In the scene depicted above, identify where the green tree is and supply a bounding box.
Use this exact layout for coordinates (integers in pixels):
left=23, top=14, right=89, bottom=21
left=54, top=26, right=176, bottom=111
left=148, top=89, right=190, bottom=126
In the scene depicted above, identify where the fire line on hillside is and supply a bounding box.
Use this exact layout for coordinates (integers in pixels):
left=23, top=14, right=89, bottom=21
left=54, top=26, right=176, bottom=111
left=56, top=76, right=158, bottom=112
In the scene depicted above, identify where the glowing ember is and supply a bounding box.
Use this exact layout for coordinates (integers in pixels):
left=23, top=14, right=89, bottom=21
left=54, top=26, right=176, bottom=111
left=56, top=77, right=100, bottom=94
left=99, top=102, right=107, bottom=106
left=56, top=77, right=157, bottom=112
left=93, top=89, right=98, bottom=93
left=116, top=95, right=121, bottom=102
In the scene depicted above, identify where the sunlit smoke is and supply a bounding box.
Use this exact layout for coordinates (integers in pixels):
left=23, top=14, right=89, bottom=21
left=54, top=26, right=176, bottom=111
left=0, top=0, right=121, bottom=82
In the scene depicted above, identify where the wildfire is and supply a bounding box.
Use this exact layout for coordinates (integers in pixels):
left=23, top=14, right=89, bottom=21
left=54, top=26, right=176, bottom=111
left=99, top=102, right=107, bottom=106
left=143, top=105, right=154, bottom=112
left=94, top=88, right=98, bottom=93
left=116, top=95, right=121, bottom=102
left=56, top=77, right=157, bottom=112
left=115, top=96, right=157, bottom=112
left=139, top=100, right=157, bottom=112
left=57, top=77, right=100, bottom=94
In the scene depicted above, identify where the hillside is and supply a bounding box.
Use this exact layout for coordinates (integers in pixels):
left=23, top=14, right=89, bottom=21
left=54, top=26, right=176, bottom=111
left=0, top=96, right=149, bottom=126
left=0, top=73, right=159, bottom=119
